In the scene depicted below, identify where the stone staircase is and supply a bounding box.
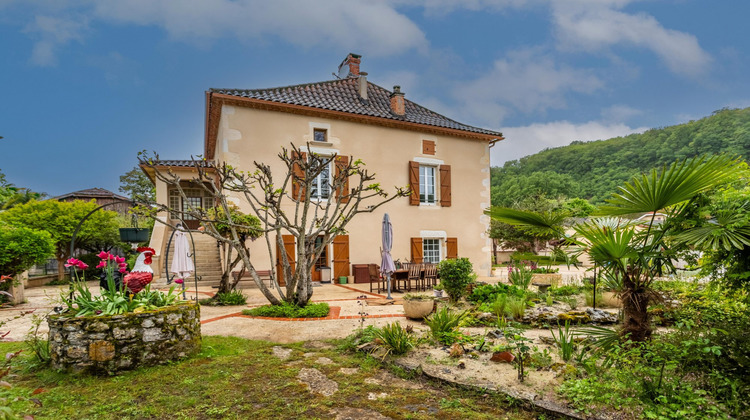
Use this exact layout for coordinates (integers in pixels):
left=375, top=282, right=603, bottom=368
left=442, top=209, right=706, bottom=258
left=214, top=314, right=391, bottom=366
left=164, top=232, right=223, bottom=287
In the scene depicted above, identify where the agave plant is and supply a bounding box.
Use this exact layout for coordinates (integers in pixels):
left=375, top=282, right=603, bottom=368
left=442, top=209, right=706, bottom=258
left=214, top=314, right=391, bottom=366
left=486, top=155, right=742, bottom=342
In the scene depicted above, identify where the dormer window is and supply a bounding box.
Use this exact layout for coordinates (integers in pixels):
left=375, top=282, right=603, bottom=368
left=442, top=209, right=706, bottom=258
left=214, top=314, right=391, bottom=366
left=313, top=128, right=328, bottom=143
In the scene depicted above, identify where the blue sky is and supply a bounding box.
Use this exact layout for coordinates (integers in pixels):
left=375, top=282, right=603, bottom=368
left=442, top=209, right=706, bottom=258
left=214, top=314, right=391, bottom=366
left=1, top=0, right=749, bottom=197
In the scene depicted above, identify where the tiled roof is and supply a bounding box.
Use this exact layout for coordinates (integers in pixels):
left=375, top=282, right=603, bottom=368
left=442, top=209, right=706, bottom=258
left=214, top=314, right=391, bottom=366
left=52, top=188, right=129, bottom=201
left=152, top=160, right=214, bottom=168
left=210, top=78, right=502, bottom=138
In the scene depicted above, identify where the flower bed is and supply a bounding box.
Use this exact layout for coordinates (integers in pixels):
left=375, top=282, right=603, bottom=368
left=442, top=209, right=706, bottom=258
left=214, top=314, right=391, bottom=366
left=48, top=302, right=201, bottom=374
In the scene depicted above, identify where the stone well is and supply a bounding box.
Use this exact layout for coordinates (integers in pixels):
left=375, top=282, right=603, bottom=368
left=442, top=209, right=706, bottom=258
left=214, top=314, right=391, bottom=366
left=48, top=302, right=201, bottom=374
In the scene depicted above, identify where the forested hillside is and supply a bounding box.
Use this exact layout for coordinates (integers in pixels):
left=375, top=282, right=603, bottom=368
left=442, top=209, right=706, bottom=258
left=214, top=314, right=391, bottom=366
left=492, top=107, right=750, bottom=206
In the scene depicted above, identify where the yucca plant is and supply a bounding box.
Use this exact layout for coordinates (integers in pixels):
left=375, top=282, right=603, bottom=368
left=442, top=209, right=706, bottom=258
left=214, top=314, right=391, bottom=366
left=550, top=320, right=575, bottom=362
left=424, top=307, right=468, bottom=344
left=373, top=322, right=414, bottom=356
left=487, top=155, right=742, bottom=342
left=508, top=266, right=533, bottom=290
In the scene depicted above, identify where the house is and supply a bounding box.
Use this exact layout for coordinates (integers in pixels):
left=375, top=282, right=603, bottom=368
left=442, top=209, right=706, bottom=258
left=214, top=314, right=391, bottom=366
left=143, top=54, right=504, bottom=280
left=51, top=187, right=132, bottom=216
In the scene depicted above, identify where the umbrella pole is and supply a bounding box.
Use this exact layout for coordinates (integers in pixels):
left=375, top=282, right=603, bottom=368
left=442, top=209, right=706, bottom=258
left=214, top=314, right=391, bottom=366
left=386, top=274, right=393, bottom=300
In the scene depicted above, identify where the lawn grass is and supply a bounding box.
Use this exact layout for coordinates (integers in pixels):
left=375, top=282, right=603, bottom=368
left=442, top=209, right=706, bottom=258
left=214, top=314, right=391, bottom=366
left=2, top=336, right=537, bottom=419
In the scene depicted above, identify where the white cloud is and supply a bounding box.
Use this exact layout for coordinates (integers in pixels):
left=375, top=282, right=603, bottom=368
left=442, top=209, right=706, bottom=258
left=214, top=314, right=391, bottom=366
left=90, top=0, right=427, bottom=56
left=550, top=1, right=711, bottom=77
left=454, top=48, right=603, bottom=126
left=24, top=15, right=87, bottom=66
left=491, top=120, right=647, bottom=165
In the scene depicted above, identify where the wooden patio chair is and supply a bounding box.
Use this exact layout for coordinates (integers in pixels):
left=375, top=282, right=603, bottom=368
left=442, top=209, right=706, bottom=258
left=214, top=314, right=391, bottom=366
left=423, top=264, right=437, bottom=289
left=368, top=264, right=383, bottom=293
left=407, top=263, right=422, bottom=291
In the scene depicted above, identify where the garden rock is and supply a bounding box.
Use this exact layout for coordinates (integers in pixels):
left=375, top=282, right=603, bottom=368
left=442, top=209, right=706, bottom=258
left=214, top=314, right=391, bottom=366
left=272, top=346, right=293, bottom=360
left=477, top=312, right=494, bottom=322
left=367, top=392, right=389, bottom=400
left=316, top=357, right=334, bottom=365
left=586, top=308, right=618, bottom=324
left=339, top=367, right=359, bottom=375
left=297, top=368, right=338, bottom=396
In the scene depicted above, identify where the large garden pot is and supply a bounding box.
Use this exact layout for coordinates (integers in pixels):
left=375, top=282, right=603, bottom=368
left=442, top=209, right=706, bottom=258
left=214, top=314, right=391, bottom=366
left=48, top=302, right=201, bottom=375
left=403, top=299, right=434, bottom=319
left=531, top=273, right=562, bottom=287
left=600, top=292, right=622, bottom=308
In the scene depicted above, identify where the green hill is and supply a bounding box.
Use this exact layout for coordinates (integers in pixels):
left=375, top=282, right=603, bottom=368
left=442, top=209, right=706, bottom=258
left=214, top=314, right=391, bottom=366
left=491, top=107, right=750, bottom=206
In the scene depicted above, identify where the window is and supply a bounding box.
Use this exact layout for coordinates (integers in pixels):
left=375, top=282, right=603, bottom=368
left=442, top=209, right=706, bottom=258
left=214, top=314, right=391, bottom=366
left=419, top=165, right=436, bottom=204
left=423, top=239, right=440, bottom=263
left=313, top=128, right=328, bottom=142
left=310, top=159, right=331, bottom=199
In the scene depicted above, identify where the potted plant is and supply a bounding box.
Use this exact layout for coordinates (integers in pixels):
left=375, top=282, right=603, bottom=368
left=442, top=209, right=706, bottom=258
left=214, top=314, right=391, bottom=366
left=433, top=282, right=445, bottom=298
left=402, top=294, right=434, bottom=319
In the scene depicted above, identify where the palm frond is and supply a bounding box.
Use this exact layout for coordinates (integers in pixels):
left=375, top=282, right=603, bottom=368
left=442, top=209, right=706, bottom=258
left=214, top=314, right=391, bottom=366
left=485, top=207, right=566, bottom=237
left=597, top=155, right=741, bottom=215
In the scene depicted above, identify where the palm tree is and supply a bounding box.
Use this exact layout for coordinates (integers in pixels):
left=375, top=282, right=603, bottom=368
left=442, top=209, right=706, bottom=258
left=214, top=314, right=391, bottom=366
left=488, top=155, right=741, bottom=341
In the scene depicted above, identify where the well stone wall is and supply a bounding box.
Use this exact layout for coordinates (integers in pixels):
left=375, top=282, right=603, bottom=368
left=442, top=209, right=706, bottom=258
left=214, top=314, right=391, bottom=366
left=48, top=302, right=201, bottom=374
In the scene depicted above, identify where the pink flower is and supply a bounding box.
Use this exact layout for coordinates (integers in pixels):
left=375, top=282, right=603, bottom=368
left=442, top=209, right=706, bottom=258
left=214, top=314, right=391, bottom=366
left=96, top=260, right=107, bottom=269
left=0, top=275, right=11, bottom=283
left=65, top=258, right=82, bottom=268
left=174, top=278, right=184, bottom=284
left=119, top=268, right=128, bottom=274
left=97, top=251, right=109, bottom=259
left=76, top=261, right=89, bottom=270
left=115, top=256, right=126, bottom=264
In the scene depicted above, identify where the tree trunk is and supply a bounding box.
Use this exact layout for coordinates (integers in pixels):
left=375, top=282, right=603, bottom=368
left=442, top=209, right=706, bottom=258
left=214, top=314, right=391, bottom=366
left=57, top=258, right=66, bottom=281
left=621, top=284, right=651, bottom=342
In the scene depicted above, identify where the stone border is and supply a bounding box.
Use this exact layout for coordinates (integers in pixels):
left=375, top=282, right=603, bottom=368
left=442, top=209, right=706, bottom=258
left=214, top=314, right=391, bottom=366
left=387, top=356, right=605, bottom=420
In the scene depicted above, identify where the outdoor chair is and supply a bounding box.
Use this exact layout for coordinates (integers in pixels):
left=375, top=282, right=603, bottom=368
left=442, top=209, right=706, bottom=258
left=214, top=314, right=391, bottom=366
left=407, top=263, right=422, bottom=291
left=423, top=264, right=437, bottom=289
left=368, top=264, right=383, bottom=293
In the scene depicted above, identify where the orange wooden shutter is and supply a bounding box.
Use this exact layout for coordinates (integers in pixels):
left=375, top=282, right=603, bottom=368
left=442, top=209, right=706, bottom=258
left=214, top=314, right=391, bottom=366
left=291, top=151, right=306, bottom=201
left=332, top=235, right=350, bottom=278
left=439, top=165, right=451, bottom=207
left=410, top=237, right=423, bottom=263
left=422, top=140, right=436, bottom=155
left=408, top=161, right=420, bottom=205
left=335, top=156, right=350, bottom=203
left=446, top=237, right=458, bottom=259
left=275, top=234, right=296, bottom=286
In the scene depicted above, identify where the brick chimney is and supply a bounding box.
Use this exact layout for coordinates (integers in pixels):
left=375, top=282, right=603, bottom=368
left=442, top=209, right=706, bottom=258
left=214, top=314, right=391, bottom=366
left=390, top=85, right=405, bottom=116
left=338, top=53, right=361, bottom=78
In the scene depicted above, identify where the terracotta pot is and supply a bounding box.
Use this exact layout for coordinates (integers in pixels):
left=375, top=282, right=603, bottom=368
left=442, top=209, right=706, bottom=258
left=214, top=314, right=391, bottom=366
left=403, top=299, right=434, bottom=319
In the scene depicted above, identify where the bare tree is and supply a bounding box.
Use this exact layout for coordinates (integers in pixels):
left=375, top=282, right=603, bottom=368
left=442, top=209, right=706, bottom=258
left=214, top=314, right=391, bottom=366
left=139, top=144, right=409, bottom=306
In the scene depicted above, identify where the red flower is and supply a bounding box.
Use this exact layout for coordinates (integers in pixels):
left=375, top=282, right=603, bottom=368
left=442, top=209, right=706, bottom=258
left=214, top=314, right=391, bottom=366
left=97, top=251, right=109, bottom=260
left=96, top=260, right=107, bottom=269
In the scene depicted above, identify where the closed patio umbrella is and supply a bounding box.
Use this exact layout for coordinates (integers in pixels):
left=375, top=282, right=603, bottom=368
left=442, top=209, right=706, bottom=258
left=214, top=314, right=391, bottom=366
left=170, top=228, right=195, bottom=280
left=380, top=213, right=396, bottom=300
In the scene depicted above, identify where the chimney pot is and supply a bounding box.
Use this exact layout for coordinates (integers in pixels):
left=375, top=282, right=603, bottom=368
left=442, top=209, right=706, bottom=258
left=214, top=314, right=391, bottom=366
left=389, top=85, right=405, bottom=116
left=358, top=72, right=368, bottom=101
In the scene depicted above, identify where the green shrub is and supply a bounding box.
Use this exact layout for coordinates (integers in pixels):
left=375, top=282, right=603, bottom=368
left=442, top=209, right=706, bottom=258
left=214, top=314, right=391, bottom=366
left=468, top=283, right=524, bottom=304
left=373, top=322, right=414, bottom=356
left=437, top=258, right=476, bottom=303
left=491, top=294, right=508, bottom=320
left=242, top=302, right=330, bottom=318
left=584, top=289, right=603, bottom=307
left=505, top=296, right=526, bottom=320
left=425, top=307, right=468, bottom=344
left=549, top=285, right=583, bottom=297
left=214, top=290, right=247, bottom=306
left=530, top=267, right=559, bottom=274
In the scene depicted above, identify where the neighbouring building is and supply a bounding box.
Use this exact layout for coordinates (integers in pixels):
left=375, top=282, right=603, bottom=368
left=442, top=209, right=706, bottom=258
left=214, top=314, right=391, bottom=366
left=52, top=187, right=132, bottom=216
left=143, top=54, right=504, bottom=280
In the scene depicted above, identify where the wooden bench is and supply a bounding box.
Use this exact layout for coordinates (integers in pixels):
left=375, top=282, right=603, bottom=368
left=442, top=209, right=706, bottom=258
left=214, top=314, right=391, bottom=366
left=230, top=270, right=274, bottom=288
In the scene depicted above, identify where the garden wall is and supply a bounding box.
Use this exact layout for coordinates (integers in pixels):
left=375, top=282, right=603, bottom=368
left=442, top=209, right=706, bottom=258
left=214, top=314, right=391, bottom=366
left=48, top=302, right=201, bottom=374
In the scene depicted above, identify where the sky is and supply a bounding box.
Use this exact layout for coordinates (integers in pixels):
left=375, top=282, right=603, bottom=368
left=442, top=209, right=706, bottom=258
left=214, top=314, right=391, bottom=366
left=2, top=0, right=750, bottom=197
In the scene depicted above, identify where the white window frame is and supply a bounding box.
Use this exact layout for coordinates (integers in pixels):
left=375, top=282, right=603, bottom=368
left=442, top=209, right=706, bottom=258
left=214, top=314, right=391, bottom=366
left=309, top=157, right=332, bottom=201
left=422, top=238, right=441, bottom=264
left=419, top=164, right=437, bottom=205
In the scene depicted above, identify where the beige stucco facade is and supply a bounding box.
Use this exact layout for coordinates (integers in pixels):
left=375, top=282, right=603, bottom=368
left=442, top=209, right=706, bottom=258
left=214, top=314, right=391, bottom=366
left=208, top=104, right=493, bottom=276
